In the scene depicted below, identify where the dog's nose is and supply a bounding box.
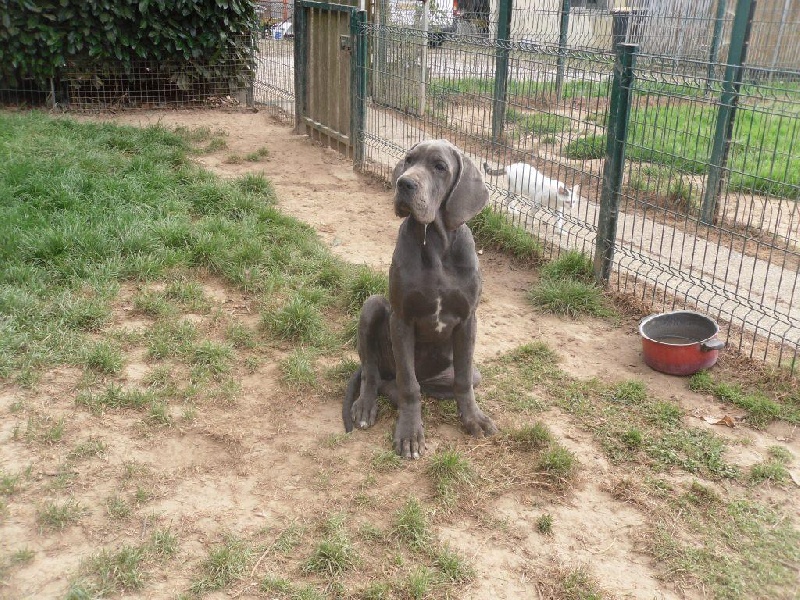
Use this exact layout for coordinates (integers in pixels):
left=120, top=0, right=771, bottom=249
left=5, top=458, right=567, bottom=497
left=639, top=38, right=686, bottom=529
left=397, top=177, right=417, bottom=193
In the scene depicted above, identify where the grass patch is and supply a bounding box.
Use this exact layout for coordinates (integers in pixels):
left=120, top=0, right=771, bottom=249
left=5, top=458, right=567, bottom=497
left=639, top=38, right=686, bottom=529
left=191, top=535, right=253, bottom=594
left=393, top=498, right=431, bottom=551
left=563, top=134, right=606, bottom=159
left=426, top=447, right=474, bottom=504
left=469, top=207, right=542, bottom=261
left=539, top=250, right=594, bottom=283
left=527, top=278, right=612, bottom=318
left=689, top=370, right=799, bottom=426
left=302, top=517, right=359, bottom=576
left=504, top=422, right=554, bottom=450
left=36, top=498, right=86, bottom=531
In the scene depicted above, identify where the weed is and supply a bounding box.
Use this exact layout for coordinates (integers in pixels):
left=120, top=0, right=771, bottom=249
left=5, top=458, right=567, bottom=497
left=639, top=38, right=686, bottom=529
left=260, top=574, right=292, bottom=593
left=190, top=340, right=233, bottom=375
left=245, top=147, right=270, bottom=162
left=536, top=513, right=554, bottom=535
left=274, top=523, right=304, bottom=554
left=539, top=250, right=594, bottom=283
left=150, top=528, right=179, bottom=559
left=469, top=207, right=542, bottom=261
left=750, top=460, right=790, bottom=484
left=85, top=544, right=146, bottom=593
left=433, top=545, right=474, bottom=582
left=371, top=449, right=404, bottom=471
left=147, top=400, right=173, bottom=426
left=505, top=422, right=554, bottom=450
left=427, top=448, right=474, bottom=503
left=226, top=321, right=257, bottom=349
left=402, top=566, right=434, bottom=600
left=191, top=535, right=252, bottom=593
left=768, top=445, right=793, bottom=464
left=303, top=534, right=358, bottom=575
left=36, top=498, right=86, bottom=531
left=67, top=438, right=107, bottom=462
left=609, top=380, right=647, bottom=404
left=345, top=266, right=388, bottom=314
left=264, top=295, right=325, bottom=344
left=106, top=495, right=131, bottom=519
left=1, top=472, right=20, bottom=496
left=280, top=348, right=317, bottom=388
left=528, top=278, right=612, bottom=318
left=165, top=280, right=210, bottom=312
left=393, top=498, right=431, bottom=551
left=537, top=444, right=578, bottom=485
left=76, top=384, right=155, bottom=413
left=83, top=341, right=124, bottom=374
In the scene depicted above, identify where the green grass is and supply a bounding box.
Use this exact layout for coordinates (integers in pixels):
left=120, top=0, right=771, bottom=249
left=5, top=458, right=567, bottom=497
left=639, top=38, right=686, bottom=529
left=36, top=498, right=86, bottom=531
left=426, top=447, right=474, bottom=504
left=469, top=207, right=542, bottom=261
left=506, top=109, right=571, bottom=137
left=191, top=535, right=253, bottom=594
left=505, top=422, right=554, bottom=450
left=302, top=517, right=359, bottom=576
left=527, top=278, right=612, bottom=318
left=393, top=498, right=431, bottom=551
left=539, top=250, right=594, bottom=283
left=563, top=134, right=606, bottom=160
left=0, top=112, right=347, bottom=383
left=689, top=370, right=799, bottom=426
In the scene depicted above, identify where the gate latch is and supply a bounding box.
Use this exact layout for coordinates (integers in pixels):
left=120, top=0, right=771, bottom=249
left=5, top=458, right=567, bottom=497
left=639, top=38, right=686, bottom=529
left=339, top=35, right=351, bottom=52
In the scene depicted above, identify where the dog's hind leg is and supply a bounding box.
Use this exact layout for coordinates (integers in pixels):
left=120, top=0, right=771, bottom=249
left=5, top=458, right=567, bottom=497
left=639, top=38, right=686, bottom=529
left=350, top=295, right=393, bottom=430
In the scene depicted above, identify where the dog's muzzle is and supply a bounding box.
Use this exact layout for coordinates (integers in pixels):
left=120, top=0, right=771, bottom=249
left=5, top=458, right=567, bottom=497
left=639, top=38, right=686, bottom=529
left=395, top=176, right=434, bottom=223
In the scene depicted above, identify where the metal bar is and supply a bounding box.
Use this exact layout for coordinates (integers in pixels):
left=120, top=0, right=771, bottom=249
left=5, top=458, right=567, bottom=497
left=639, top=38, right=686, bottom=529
left=491, top=0, right=513, bottom=143
left=293, top=1, right=307, bottom=132
left=351, top=9, right=367, bottom=167
left=700, top=0, right=756, bottom=225
left=593, top=42, right=638, bottom=285
left=555, top=0, right=570, bottom=102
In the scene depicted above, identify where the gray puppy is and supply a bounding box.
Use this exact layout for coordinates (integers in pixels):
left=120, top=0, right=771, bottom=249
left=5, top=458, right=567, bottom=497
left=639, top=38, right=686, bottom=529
left=343, top=140, right=497, bottom=458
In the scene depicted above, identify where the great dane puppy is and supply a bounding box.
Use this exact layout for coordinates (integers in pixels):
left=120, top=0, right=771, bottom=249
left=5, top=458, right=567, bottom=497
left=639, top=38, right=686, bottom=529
left=343, top=139, right=497, bottom=458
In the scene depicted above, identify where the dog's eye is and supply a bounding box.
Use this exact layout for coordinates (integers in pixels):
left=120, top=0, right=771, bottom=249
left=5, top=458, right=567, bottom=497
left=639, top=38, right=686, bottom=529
left=434, top=162, right=447, bottom=172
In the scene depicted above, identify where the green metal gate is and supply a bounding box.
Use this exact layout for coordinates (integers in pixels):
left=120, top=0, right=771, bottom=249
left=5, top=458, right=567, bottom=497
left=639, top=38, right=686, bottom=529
left=294, top=0, right=366, bottom=160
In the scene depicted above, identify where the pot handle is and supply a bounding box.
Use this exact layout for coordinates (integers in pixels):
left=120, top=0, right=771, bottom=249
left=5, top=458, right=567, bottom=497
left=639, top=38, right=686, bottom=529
left=701, top=339, right=726, bottom=352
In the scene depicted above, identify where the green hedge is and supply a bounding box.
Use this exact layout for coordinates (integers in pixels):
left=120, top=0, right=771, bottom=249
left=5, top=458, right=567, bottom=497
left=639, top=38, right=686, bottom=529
left=0, top=0, right=257, bottom=91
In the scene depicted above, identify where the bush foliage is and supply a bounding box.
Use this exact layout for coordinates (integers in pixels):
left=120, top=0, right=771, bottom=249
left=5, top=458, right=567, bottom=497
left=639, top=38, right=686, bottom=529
left=0, top=0, right=257, bottom=90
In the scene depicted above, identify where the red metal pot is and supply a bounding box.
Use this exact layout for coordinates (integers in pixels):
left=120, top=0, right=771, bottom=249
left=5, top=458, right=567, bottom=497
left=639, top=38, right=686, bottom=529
left=638, top=311, right=726, bottom=376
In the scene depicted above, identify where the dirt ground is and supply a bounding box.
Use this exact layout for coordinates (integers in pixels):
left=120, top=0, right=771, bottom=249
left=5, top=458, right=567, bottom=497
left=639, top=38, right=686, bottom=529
left=1, top=109, right=798, bottom=599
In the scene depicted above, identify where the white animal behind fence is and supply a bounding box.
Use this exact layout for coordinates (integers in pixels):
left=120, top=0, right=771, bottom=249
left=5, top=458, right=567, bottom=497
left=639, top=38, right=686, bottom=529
left=483, top=161, right=581, bottom=232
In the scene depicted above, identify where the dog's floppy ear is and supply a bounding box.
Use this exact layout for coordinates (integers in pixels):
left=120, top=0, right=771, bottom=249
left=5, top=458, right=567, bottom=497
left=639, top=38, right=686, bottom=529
left=443, top=147, right=489, bottom=230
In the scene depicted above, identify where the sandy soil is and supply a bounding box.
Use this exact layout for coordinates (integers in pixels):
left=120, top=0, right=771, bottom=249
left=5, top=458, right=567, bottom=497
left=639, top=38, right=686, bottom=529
left=1, top=109, right=797, bottom=599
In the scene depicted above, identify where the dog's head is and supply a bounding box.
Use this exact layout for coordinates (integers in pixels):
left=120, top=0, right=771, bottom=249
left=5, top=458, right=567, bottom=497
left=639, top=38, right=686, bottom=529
left=392, top=140, right=488, bottom=230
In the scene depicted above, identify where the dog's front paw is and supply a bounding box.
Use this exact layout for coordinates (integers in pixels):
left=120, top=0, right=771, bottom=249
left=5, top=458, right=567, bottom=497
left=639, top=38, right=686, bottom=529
left=394, top=412, right=425, bottom=459
left=460, top=409, right=497, bottom=438
left=351, top=395, right=378, bottom=430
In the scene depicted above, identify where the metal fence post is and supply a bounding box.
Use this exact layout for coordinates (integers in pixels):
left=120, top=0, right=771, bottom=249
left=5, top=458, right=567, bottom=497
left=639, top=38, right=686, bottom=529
left=593, top=42, right=638, bottom=286
left=700, top=0, right=756, bottom=225
left=555, top=0, right=570, bottom=101
left=351, top=9, right=367, bottom=168
left=491, top=0, right=513, bottom=142
left=293, top=0, right=307, bottom=133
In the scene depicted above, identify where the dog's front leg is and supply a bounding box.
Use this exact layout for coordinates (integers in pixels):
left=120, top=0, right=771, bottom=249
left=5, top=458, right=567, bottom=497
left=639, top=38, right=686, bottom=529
left=390, top=314, right=425, bottom=459
left=453, top=314, right=497, bottom=437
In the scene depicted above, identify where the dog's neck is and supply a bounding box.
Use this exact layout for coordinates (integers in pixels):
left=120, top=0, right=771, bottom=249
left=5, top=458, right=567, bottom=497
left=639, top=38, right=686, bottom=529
left=408, top=214, right=451, bottom=253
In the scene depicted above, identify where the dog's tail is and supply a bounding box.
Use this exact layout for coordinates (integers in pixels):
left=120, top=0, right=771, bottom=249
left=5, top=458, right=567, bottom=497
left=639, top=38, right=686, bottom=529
left=342, top=367, right=362, bottom=433
left=483, top=161, right=507, bottom=177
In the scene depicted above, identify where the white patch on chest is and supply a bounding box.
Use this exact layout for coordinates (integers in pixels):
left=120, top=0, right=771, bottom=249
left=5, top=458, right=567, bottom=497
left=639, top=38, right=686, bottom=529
left=433, top=296, right=446, bottom=333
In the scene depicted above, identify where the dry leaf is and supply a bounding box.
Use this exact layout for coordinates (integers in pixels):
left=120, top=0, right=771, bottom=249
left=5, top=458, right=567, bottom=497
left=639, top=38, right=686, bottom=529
left=702, top=415, right=736, bottom=427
